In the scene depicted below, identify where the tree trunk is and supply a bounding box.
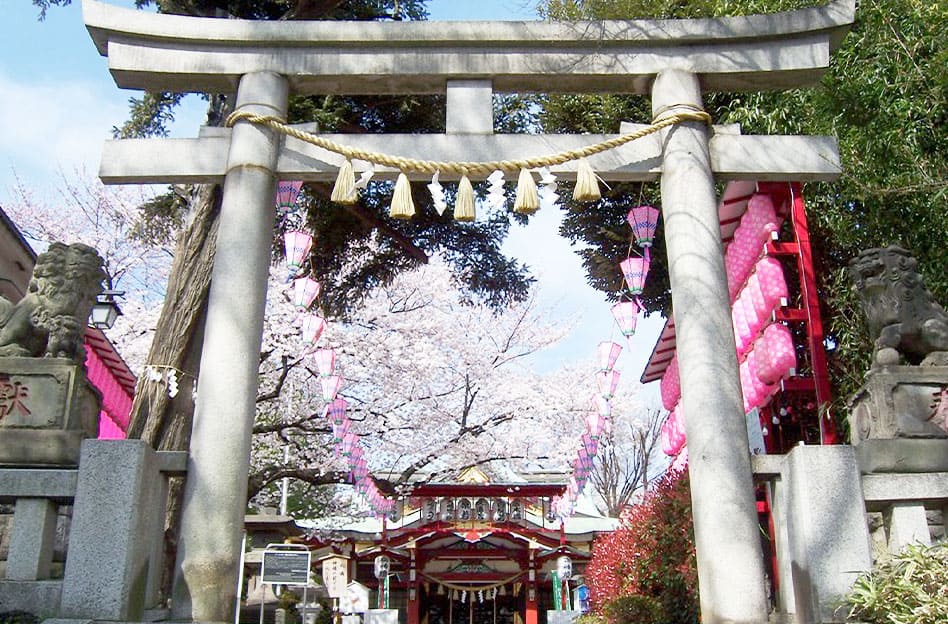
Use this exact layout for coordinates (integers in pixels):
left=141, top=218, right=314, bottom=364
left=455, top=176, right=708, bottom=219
left=125, top=182, right=220, bottom=451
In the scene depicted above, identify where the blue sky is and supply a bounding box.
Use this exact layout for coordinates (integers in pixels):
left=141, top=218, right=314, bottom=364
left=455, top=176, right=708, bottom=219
left=0, top=0, right=665, bottom=396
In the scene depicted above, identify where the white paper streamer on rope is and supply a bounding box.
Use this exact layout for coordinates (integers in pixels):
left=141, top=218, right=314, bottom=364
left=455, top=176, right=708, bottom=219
left=354, top=162, right=375, bottom=190
left=537, top=166, right=560, bottom=208
left=486, top=170, right=506, bottom=210
left=461, top=591, right=467, bottom=603
left=478, top=590, right=484, bottom=603
left=428, top=171, right=447, bottom=215
left=166, top=369, right=179, bottom=398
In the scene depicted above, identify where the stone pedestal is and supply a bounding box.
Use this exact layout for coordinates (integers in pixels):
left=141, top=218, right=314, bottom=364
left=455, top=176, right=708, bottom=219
left=0, top=358, right=100, bottom=466
left=849, top=366, right=948, bottom=444
left=785, top=445, right=872, bottom=623
left=59, top=439, right=167, bottom=620
left=365, top=609, right=398, bottom=624
left=546, top=610, right=582, bottom=624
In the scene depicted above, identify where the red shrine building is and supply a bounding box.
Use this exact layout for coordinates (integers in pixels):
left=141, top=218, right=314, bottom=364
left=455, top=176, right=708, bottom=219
left=302, top=467, right=617, bottom=624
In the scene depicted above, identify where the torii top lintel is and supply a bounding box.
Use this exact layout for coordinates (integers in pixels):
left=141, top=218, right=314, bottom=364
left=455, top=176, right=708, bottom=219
left=83, top=0, right=854, bottom=96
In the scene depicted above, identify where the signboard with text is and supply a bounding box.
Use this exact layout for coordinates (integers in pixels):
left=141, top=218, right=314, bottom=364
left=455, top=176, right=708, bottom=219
left=322, top=556, right=350, bottom=598
left=262, top=547, right=311, bottom=587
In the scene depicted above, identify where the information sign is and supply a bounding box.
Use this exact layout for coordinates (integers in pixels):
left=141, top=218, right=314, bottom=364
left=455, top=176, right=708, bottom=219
left=262, top=547, right=312, bottom=586
left=322, top=556, right=349, bottom=598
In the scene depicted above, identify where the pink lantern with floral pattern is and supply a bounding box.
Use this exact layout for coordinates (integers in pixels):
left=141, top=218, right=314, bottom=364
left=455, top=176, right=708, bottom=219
left=597, top=341, right=623, bottom=372
left=276, top=180, right=304, bottom=213
left=611, top=301, right=640, bottom=338
left=596, top=369, right=621, bottom=399
left=293, top=277, right=321, bottom=311
left=284, top=230, right=313, bottom=280
left=320, top=375, right=343, bottom=402
left=756, top=323, right=797, bottom=384
left=660, top=356, right=680, bottom=411
left=311, top=348, right=336, bottom=376
left=301, top=313, right=327, bottom=345
left=620, top=256, right=651, bottom=295
left=626, top=205, right=661, bottom=248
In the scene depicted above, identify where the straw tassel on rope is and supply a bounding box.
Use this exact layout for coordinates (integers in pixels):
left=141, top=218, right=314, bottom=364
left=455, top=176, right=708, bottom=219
left=389, top=172, right=416, bottom=219
left=454, top=175, right=476, bottom=222
left=331, top=159, right=358, bottom=204
left=572, top=158, right=601, bottom=202
left=514, top=169, right=539, bottom=215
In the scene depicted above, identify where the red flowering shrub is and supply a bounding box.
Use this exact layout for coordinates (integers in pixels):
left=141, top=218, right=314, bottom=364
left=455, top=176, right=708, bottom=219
left=585, top=469, right=698, bottom=624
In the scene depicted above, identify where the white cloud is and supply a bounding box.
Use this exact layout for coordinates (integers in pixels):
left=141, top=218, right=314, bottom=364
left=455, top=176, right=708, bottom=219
left=0, top=71, right=127, bottom=203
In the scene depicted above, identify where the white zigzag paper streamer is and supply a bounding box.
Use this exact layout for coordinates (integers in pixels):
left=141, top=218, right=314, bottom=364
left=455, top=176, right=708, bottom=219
left=537, top=166, right=560, bottom=208
left=353, top=162, right=375, bottom=190
left=486, top=170, right=506, bottom=210
left=428, top=171, right=447, bottom=215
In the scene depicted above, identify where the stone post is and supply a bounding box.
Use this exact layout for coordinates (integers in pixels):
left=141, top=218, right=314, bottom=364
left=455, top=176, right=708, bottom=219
left=6, top=498, right=58, bottom=580
left=651, top=69, right=769, bottom=623
left=171, top=71, right=288, bottom=622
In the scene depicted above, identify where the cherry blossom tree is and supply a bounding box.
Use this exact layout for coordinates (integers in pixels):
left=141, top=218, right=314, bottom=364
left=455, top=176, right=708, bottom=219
left=588, top=407, right=666, bottom=517
left=8, top=173, right=658, bottom=518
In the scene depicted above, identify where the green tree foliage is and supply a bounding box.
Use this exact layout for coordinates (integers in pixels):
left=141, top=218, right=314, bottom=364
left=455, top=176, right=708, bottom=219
left=537, top=0, right=948, bottom=419
left=584, top=470, right=698, bottom=624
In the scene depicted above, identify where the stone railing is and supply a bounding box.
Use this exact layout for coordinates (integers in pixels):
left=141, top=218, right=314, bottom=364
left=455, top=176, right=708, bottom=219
left=0, top=439, right=186, bottom=620
left=752, top=443, right=948, bottom=624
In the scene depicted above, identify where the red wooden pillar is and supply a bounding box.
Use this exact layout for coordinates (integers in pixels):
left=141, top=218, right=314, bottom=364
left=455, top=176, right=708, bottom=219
left=525, top=553, right=538, bottom=624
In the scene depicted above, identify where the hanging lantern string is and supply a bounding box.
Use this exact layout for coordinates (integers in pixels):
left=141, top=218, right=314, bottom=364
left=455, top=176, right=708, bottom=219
left=420, top=572, right=525, bottom=593
left=225, top=110, right=712, bottom=177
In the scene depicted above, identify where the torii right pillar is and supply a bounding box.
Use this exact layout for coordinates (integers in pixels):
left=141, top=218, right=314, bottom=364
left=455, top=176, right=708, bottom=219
left=653, top=69, right=770, bottom=624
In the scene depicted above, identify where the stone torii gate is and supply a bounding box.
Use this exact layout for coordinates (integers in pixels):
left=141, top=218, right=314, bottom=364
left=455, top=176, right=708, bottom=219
left=83, top=1, right=854, bottom=622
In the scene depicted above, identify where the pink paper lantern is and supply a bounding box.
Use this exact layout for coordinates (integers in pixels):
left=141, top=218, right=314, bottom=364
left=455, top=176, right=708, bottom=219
left=740, top=290, right=763, bottom=342
left=661, top=404, right=686, bottom=456
left=326, top=397, right=347, bottom=424
left=611, top=300, right=640, bottom=337
left=744, top=193, right=779, bottom=239
left=284, top=230, right=313, bottom=280
left=619, top=256, right=651, bottom=295
left=660, top=356, right=680, bottom=411
left=293, top=277, right=321, bottom=311
left=586, top=411, right=606, bottom=439
left=592, top=394, right=612, bottom=420
left=276, top=180, right=304, bottom=212
left=756, top=323, right=797, bottom=385
left=626, top=205, right=660, bottom=248
left=331, top=415, right=350, bottom=443
left=310, top=348, right=336, bottom=376
left=301, top=313, right=327, bottom=345
left=732, top=294, right=754, bottom=355
left=321, top=375, right=343, bottom=402
left=749, top=349, right=777, bottom=407
left=738, top=358, right=756, bottom=412
left=597, top=341, right=623, bottom=372
left=582, top=431, right=600, bottom=456
left=756, top=257, right=789, bottom=313
left=746, top=273, right=768, bottom=320
left=596, top=369, right=621, bottom=399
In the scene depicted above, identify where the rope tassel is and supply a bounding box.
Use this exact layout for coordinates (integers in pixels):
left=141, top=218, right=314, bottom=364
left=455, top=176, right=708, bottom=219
left=573, top=158, right=601, bottom=202
left=331, top=159, right=358, bottom=204
left=454, top=175, right=476, bottom=222
left=389, top=172, right=416, bottom=219
left=514, top=169, right=539, bottom=215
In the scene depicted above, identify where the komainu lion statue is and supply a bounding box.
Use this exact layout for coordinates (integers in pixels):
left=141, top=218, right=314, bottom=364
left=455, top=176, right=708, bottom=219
left=849, top=245, right=948, bottom=367
left=0, top=242, right=106, bottom=363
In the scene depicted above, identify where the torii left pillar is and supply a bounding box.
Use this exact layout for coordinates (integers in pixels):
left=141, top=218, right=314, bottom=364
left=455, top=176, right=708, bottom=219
left=171, top=71, right=288, bottom=622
